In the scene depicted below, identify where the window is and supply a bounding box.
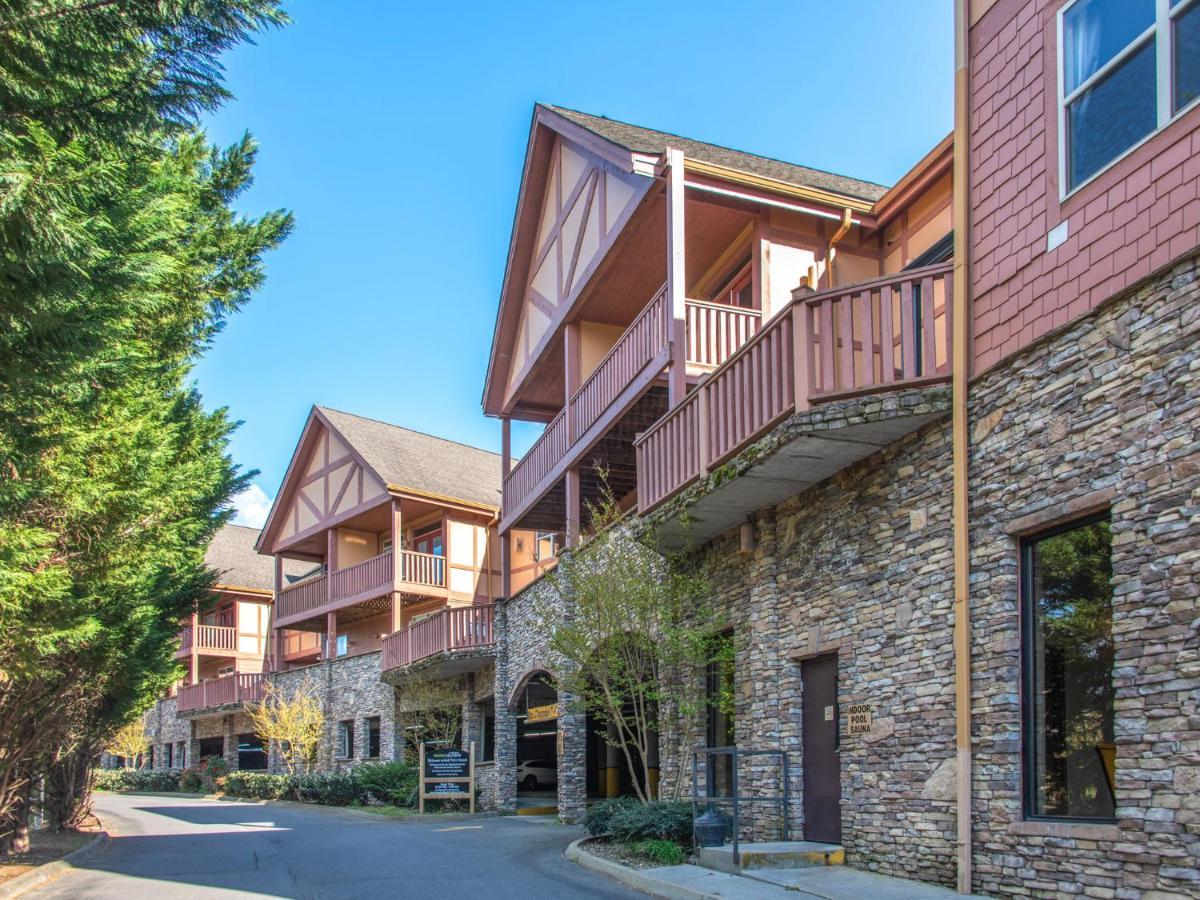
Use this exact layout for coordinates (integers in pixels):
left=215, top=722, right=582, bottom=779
left=1059, top=0, right=1200, bottom=194
left=336, top=634, right=348, bottom=657
left=336, top=720, right=355, bottom=759
left=1021, top=515, right=1116, bottom=820
left=705, top=632, right=736, bottom=797
left=534, top=532, right=558, bottom=562
left=238, top=734, right=267, bottom=771
left=367, top=717, right=381, bottom=758
left=164, top=743, right=173, bottom=769
left=479, top=700, right=495, bottom=762
left=707, top=260, right=754, bottom=309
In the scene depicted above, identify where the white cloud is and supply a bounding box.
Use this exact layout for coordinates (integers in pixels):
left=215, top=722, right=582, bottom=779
left=230, top=482, right=273, bottom=529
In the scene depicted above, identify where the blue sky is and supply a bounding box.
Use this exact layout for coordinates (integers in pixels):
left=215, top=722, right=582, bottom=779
left=196, top=0, right=953, bottom=526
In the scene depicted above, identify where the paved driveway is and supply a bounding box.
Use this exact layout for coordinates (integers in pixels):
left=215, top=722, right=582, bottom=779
left=36, top=792, right=640, bottom=899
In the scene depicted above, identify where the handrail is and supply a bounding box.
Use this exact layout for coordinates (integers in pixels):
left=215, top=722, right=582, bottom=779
left=398, top=549, right=446, bottom=587
left=277, top=572, right=329, bottom=621
left=176, top=672, right=265, bottom=713
left=381, top=604, right=496, bottom=672
left=684, top=299, right=762, bottom=368
left=329, top=550, right=393, bottom=601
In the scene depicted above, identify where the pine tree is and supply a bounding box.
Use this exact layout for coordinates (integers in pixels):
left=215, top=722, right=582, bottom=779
left=0, top=0, right=291, bottom=851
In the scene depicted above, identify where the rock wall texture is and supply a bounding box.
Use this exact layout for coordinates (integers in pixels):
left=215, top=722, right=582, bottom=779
left=144, top=697, right=192, bottom=768
left=968, top=252, right=1200, bottom=898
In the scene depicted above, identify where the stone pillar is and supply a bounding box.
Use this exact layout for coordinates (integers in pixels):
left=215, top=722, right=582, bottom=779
left=556, top=687, right=587, bottom=823
left=222, top=715, right=239, bottom=771
left=493, top=601, right=518, bottom=813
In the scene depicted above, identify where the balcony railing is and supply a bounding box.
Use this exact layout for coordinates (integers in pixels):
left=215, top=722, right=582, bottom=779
left=635, top=263, right=954, bottom=511
left=276, top=549, right=452, bottom=624
left=502, top=285, right=762, bottom=522
left=176, top=624, right=237, bottom=658
left=176, top=673, right=265, bottom=713
left=282, top=630, right=322, bottom=659
left=381, top=604, right=495, bottom=672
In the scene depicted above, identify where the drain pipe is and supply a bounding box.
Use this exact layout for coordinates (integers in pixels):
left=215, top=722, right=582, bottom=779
left=825, top=208, right=853, bottom=287
left=952, top=0, right=973, bottom=893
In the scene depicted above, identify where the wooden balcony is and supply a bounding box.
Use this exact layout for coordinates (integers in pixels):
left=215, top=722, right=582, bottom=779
left=501, top=284, right=761, bottom=532
left=274, top=549, right=449, bottom=629
left=175, top=624, right=237, bottom=660
left=381, top=604, right=495, bottom=679
left=636, top=263, right=954, bottom=544
left=176, top=673, right=265, bottom=715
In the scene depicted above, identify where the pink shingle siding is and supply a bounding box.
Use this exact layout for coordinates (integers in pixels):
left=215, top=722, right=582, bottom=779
left=969, top=0, right=1200, bottom=373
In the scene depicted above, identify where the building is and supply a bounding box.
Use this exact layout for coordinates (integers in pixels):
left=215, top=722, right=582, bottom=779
left=481, top=0, right=1200, bottom=887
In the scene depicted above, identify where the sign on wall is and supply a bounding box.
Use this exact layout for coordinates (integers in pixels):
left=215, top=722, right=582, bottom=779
left=418, top=743, right=475, bottom=814
left=847, top=703, right=873, bottom=735
left=526, top=703, right=558, bottom=724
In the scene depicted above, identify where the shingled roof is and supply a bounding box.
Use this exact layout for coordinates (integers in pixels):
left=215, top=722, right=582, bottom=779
left=317, top=407, right=503, bottom=509
left=545, top=104, right=889, bottom=203
left=205, top=523, right=310, bottom=592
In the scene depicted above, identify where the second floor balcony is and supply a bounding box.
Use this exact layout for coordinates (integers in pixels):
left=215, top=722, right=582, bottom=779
left=175, top=624, right=238, bottom=659
left=380, top=603, right=496, bottom=680
left=274, top=548, right=449, bottom=630
left=176, top=673, right=265, bottom=716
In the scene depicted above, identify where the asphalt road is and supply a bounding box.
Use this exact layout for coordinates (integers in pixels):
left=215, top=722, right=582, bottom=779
left=35, top=792, right=641, bottom=899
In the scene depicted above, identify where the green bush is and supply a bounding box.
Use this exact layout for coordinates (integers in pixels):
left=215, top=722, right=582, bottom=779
left=222, top=772, right=293, bottom=800
left=607, top=801, right=694, bottom=846
left=292, top=773, right=365, bottom=806
left=179, top=767, right=206, bottom=792
left=584, top=796, right=641, bottom=836
left=352, top=762, right=418, bottom=807
left=92, top=768, right=181, bottom=792
left=634, top=839, right=687, bottom=866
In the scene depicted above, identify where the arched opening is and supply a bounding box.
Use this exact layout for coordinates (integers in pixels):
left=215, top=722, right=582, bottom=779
left=514, top=672, right=558, bottom=800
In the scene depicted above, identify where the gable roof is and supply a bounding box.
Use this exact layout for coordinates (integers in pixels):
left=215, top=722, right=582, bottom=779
left=316, top=407, right=503, bottom=510
left=206, top=523, right=308, bottom=592
left=544, top=104, right=889, bottom=203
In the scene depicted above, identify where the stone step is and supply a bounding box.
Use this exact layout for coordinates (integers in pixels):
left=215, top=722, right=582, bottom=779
left=695, top=840, right=845, bottom=874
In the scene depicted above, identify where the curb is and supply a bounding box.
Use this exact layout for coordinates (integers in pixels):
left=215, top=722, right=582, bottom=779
left=0, top=831, right=110, bottom=900
left=98, top=790, right=499, bottom=823
left=566, top=837, right=717, bottom=900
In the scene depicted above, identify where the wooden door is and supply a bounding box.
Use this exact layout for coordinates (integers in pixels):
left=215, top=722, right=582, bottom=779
left=801, top=654, right=841, bottom=844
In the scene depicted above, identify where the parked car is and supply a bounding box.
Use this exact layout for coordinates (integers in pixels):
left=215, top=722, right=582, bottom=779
left=517, top=759, right=557, bottom=791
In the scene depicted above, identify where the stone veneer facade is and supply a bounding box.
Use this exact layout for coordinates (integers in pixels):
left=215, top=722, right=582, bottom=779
left=967, top=253, right=1200, bottom=898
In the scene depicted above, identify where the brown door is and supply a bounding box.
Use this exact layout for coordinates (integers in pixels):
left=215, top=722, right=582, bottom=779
left=801, top=654, right=841, bottom=843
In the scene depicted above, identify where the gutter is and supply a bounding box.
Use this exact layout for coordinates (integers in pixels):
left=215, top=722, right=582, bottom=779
left=952, top=0, right=973, bottom=892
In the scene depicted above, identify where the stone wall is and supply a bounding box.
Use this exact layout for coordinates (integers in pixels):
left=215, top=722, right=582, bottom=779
left=144, top=696, right=193, bottom=769
left=968, top=252, right=1200, bottom=898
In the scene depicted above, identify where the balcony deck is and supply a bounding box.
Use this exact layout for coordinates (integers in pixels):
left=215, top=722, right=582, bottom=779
left=174, top=624, right=237, bottom=660
left=501, top=285, right=762, bottom=533
left=176, top=673, right=265, bottom=716
left=380, top=604, right=495, bottom=680
left=635, top=263, right=954, bottom=548
left=274, top=549, right=449, bottom=629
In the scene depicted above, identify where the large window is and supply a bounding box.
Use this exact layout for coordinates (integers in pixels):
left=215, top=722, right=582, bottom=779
left=367, top=716, right=381, bottom=759
left=336, top=720, right=355, bottom=759
left=705, top=633, right=736, bottom=797
left=1021, top=516, right=1116, bottom=820
left=1059, top=0, right=1200, bottom=193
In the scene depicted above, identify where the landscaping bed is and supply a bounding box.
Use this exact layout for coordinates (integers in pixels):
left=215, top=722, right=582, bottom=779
left=0, top=823, right=98, bottom=888
left=582, top=798, right=693, bottom=868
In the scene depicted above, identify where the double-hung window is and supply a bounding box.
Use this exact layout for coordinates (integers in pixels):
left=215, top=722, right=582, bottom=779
left=1059, top=0, right=1200, bottom=194
left=1020, top=515, right=1116, bottom=820
left=336, top=720, right=354, bottom=759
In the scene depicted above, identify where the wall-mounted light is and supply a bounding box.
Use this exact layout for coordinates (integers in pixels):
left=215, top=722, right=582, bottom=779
left=344, top=534, right=369, bottom=546
left=739, top=521, right=756, bottom=553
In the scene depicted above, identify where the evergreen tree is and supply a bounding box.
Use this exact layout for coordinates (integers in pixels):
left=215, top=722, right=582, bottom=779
left=0, top=0, right=291, bottom=851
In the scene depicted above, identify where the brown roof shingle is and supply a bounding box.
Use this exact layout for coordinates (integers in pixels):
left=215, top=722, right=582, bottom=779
left=317, top=407, right=502, bottom=510
left=545, top=104, right=889, bottom=203
left=206, top=523, right=310, bottom=592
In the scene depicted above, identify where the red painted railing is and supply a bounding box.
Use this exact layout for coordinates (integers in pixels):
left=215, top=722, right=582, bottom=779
left=381, top=604, right=495, bottom=672
left=282, top=630, right=321, bottom=659
left=398, top=549, right=445, bottom=587
left=176, top=673, right=264, bottom=713
left=569, top=286, right=669, bottom=441
left=276, top=572, right=328, bottom=621
left=502, top=410, right=570, bottom=515
left=177, top=624, right=237, bottom=656
left=329, top=550, right=393, bottom=601
left=635, top=264, right=954, bottom=511
left=685, top=299, right=761, bottom=368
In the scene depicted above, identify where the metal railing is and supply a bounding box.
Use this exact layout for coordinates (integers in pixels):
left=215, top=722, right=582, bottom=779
left=692, top=746, right=792, bottom=867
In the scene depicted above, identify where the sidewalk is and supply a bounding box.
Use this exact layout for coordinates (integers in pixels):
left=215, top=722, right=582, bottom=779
left=567, top=839, right=989, bottom=899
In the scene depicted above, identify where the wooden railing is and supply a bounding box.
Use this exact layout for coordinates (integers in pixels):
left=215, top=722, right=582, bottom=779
left=276, top=572, right=328, bottom=621
left=176, top=673, right=265, bottom=713
left=282, top=630, right=321, bottom=659
left=569, top=286, right=669, bottom=441
left=398, top=549, right=446, bottom=587
left=684, top=299, right=761, bottom=368
left=329, top=550, right=393, bottom=600
left=177, top=624, right=237, bottom=655
left=635, top=264, right=954, bottom=511
left=382, top=604, right=496, bottom=672
left=502, top=410, right=569, bottom=515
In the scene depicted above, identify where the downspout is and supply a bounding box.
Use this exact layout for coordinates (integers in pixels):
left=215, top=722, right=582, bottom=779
left=825, top=208, right=853, bottom=287
left=952, top=0, right=973, bottom=893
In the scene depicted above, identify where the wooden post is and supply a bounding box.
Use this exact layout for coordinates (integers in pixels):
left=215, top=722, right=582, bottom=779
left=391, top=499, right=403, bottom=633
left=791, top=293, right=814, bottom=413
left=271, top=555, right=284, bottom=673
left=565, top=466, right=581, bottom=549
left=189, top=608, right=199, bottom=685
left=665, top=147, right=687, bottom=408
left=326, top=611, right=337, bottom=660
left=418, top=741, right=425, bottom=815
left=500, top=418, right=512, bottom=598
left=564, top=322, right=581, bottom=441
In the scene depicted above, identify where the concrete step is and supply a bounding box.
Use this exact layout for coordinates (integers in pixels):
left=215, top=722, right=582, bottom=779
left=696, top=841, right=845, bottom=874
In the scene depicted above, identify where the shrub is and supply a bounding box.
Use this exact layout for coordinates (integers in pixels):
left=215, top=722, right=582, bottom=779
left=607, top=801, right=694, bottom=846
left=634, top=839, right=687, bottom=866
left=584, top=796, right=640, bottom=836
left=179, top=767, right=206, bottom=793
left=92, top=768, right=181, bottom=792
left=222, top=772, right=293, bottom=801
left=291, top=773, right=364, bottom=806
left=352, top=762, right=418, bottom=807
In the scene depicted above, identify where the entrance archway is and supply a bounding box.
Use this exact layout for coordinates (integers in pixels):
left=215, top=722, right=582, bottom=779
left=513, top=672, right=558, bottom=799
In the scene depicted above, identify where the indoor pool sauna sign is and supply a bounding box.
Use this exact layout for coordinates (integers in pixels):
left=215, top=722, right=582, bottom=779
left=847, top=703, right=873, bottom=735
left=419, top=742, right=476, bottom=813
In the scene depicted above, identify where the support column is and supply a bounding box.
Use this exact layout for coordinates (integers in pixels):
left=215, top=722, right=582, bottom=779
left=565, top=466, right=581, bottom=549
left=605, top=721, right=621, bottom=798
left=493, top=602, right=518, bottom=813
left=646, top=726, right=661, bottom=800
left=665, top=146, right=687, bottom=408
left=500, top=417, right=512, bottom=599
left=223, top=715, right=239, bottom=772
left=326, top=611, right=338, bottom=660
left=390, top=499, right=403, bottom=633
left=189, top=609, right=199, bottom=685
left=564, top=322, right=581, bottom=433
left=556, top=687, right=588, bottom=823
left=271, top=555, right=284, bottom=672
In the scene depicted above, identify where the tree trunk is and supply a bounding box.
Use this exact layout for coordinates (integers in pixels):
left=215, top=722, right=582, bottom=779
left=8, top=780, right=31, bottom=855
left=45, top=742, right=97, bottom=831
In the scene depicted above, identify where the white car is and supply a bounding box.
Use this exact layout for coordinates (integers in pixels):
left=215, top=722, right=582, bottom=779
left=517, top=759, right=557, bottom=791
